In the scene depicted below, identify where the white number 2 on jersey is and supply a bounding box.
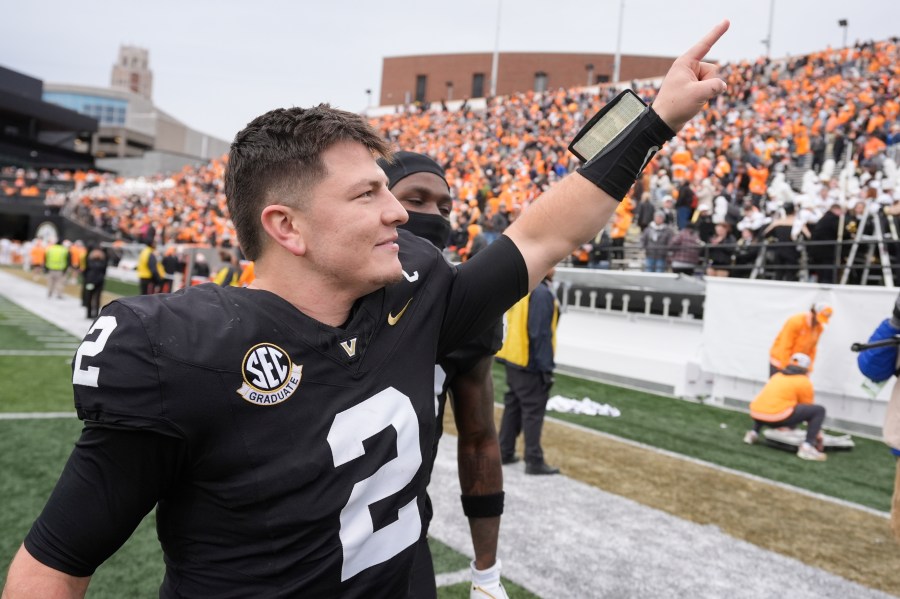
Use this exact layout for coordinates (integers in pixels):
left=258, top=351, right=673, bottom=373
left=327, top=387, right=422, bottom=581
left=72, top=316, right=118, bottom=387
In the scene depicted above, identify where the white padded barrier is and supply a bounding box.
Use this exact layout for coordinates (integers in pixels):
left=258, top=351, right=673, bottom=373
left=552, top=268, right=896, bottom=435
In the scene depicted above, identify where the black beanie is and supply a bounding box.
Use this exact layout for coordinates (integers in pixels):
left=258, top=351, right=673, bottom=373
left=377, top=151, right=448, bottom=190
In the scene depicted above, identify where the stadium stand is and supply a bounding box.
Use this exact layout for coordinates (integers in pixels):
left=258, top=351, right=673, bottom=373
left=2, top=38, right=899, bottom=284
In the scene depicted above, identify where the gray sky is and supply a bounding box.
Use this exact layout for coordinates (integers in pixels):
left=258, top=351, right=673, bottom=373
left=3, top=0, right=897, bottom=142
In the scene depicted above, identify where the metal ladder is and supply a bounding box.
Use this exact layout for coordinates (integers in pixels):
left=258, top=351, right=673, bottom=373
left=839, top=208, right=895, bottom=286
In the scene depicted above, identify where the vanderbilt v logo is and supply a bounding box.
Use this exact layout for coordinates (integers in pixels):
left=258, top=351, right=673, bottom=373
left=339, top=338, right=357, bottom=358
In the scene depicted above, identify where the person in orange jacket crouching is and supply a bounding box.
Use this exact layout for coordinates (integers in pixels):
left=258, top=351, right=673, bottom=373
left=744, top=353, right=828, bottom=461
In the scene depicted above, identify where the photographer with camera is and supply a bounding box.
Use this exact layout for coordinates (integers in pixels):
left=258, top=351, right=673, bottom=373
left=856, top=291, right=900, bottom=541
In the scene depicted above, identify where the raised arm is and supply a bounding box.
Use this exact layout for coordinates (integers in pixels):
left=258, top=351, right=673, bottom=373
left=504, top=20, right=730, bottom=288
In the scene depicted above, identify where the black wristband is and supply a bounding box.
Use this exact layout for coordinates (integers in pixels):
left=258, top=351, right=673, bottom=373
left=460, top=491, right=505, bottom=518
left=575, top=107, right=675, bottom=201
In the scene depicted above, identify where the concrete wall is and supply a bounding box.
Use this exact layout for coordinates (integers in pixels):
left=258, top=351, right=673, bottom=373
left=555, top=309, right=704, bottom=397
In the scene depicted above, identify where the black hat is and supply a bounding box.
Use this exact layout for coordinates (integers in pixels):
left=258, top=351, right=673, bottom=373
left=377, top=151, right=448, bottom=190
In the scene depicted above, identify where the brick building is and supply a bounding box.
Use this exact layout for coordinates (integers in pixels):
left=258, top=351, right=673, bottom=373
left=379, top=51, right=676, bottom=106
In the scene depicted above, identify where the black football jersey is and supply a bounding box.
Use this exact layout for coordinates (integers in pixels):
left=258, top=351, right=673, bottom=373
left=52, top=231, right=526, bottom=598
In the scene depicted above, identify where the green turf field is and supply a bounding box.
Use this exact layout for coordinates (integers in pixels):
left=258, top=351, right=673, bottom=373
left=503, top=366, right=896, bottom=512
left=0, top=296, right=78, bottom=411
left=0, top=295, right=532, bottom=596
left=0, top=414, right=529, bottom=595
left=101, top=277, right=139, bottom=298
left=1, top=295, right=893, bottom=596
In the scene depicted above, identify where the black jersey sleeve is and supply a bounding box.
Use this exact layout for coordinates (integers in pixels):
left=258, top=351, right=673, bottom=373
left=438, top=319, right=503, bottom=384
left=438, top=235, right=528, bottom=358
left=72, top=300, right=183, bottom=438
left=24, top=424, right=189, bottom=576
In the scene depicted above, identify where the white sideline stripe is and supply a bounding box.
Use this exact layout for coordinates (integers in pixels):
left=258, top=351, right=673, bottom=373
left=0, top=412, right=76, bottom=420
left=543, top=411, right=892, bottom=519
left=434, top=568, right=470, bottom=588
left=0, top=271, right=95, bottom=339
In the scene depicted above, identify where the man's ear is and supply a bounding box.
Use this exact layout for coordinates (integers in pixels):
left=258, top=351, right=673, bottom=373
left=260, top=204, right=306, bottom=256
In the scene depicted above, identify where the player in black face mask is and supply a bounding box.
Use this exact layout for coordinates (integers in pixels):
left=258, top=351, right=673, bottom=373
left=380, top=151, right=453, bottom=248
left=378, top=152, right=510, bottom=599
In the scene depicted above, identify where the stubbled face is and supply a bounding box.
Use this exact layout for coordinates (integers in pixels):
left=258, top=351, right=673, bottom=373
left=298, top=141, right=408, bottom=294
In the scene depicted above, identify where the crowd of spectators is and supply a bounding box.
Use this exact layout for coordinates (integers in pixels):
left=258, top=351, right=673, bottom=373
left=0, top=167, right=102, bottom=206
left=62, top=159, right=236, bottom=247
left=369, top=38, right=900, bottom=282
left=2, top=38, right=899, bottom=284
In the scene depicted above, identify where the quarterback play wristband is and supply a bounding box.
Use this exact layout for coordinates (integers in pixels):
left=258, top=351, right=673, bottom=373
left=570, top=89, right=675, bottom=201
left=461, top=492, right=504, bottom=518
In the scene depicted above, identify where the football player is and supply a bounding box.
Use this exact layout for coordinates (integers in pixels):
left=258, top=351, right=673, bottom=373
left=378, top=152, right=508, bottom=599
left=4, top=21, right=730, bottom=598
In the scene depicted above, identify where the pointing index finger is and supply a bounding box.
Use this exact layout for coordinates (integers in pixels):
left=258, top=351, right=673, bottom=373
left=683, top=19, right=730, bottom=62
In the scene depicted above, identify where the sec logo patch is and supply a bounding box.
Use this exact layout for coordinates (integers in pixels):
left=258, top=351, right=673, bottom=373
left=237, top=343, right=303, bottom=406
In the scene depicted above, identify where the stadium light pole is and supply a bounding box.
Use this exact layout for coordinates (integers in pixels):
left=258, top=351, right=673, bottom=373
left=762, top=0, right=775, bottom=57
left=612, top=0, right=624, bottom=84
left=490, top=0, right=502, bottom=97
left=838, top=19, right=848, bottom=48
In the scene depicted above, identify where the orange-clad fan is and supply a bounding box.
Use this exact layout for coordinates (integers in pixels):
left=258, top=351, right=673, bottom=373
left=238, top=260, right=255, bottom=287
left=746, top=163, right=769, bottom=201
left=69, top=241, right=86, bottom=271
left=793, top=124, right=810, bottom=157
left=28, top=240, right=45, bottom=272
left=744, top=353, right=828, bottom=461
left=769, top=303, right=833, bottom=377
left=608, top=205, right=633, bottom=264
left=864, top=135, right=887, bottom=160
left=670, top=145, right=693, bottom=181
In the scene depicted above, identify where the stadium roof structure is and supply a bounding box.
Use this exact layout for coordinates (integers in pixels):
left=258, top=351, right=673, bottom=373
left=0, top=87, right=98, bottom=133
left=0, top=65, right=97, bottom=169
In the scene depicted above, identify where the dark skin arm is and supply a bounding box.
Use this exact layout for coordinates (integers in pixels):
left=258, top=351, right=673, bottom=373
left=449, top=354, right=503, bottom=570
left=388, top=160, right=505, bottom=570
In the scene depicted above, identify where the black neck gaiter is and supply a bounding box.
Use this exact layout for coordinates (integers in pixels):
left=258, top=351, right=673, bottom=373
left=400, top=212, right=451, bottom=250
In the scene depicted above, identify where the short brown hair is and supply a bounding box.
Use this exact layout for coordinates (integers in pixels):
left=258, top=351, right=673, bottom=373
left=224, top=105, right=391, bottom=260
